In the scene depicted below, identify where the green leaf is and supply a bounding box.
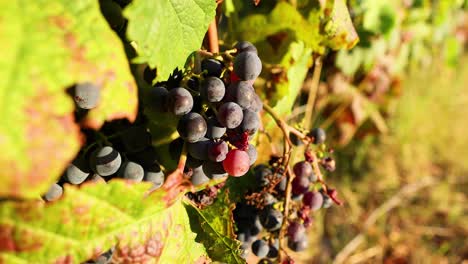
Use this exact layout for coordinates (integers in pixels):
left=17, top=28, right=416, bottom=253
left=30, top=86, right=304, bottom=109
left=322, top=0, right=360, bottom=50
left=0, top=180, right=209, bottom=263
left=185, top=191, right=245, bottom=264
left=238, top=2, right=324, bottom=53
left=0, top=0, right=137, bottom=199
left=124, top=0, right=216, bottom=81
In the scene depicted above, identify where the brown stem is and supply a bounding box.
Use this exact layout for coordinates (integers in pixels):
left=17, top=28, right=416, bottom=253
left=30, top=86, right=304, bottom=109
left=207, top=19, right=219, bottom=53
left=304, top=56, right=323, bottom=130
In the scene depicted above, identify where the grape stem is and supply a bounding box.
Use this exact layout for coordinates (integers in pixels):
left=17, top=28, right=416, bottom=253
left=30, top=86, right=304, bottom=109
left=303, top=55, right=323, bottom=130
left=207, top=18, right=219, bottom=53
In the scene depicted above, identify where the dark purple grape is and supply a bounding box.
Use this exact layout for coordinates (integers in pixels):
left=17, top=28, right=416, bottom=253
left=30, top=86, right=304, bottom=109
left=287, top=222, right=306, bottom=242
left=186, top=155, right=203, bottom=169
left=310, top=127, right=326, bottom=144
left=148, top=86, right=168, bottom=112
left=74, top=82, right=100, bottom=110
left=191, top=165, right=210, bottom=186
left=167, top=87, right=193, bottom=116
left=240, top=109, right=260, bottom=134
left=187, top=138, right=210, bottom=160
left=90, top=146, right=122, bottom=176
left=205, top=116, right=227, bottom=139
left=320, top=189, right=333, bottom=208
left=292, top=175, right=310, bottom=195
left=43, top=183, right=63, bottom=202
left=262, top=193, right=277, bottom=207
left=303, top=191, right=323, bottom=211
left=288, top=235, right=308, bottom=252
left=254, top=165, right=272, bottom=187
left=293, top=161, right=313, bottom=179
left=259, top=206, right=283, bottom=231
left=207, top=140, right=228, bottom=162
left=225, top=82, right=255, bottom=109
left=234, top=41, right=258, bottom=54
left=201, top=77, right=225, bottom=102
left=251, top=239, right=269, bottom=258
left=290, top=132, right=303, bottom=146
left=119, top=161, right=144, bottom=181
left=202, top=161, right=228, bottom=179
left=234, top=51, right=262, bottom=81
left=267, top=241, right=279, bottom=258
left=201, top=58, right=224, bottom=77
left=249, top=93, right=263, bottom=112
left=66, top=156, right=90, bottom=185
left=276, top=174, right=287, bottom=192
left=217, top=102, right=243, bottom=129
left=177, top=113, right=207, bottom=143
left=246, top=144, right=257, bottom=165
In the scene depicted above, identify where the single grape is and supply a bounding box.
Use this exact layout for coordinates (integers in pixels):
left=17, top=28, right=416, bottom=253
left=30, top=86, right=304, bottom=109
left=288, top=235, right=308, bottom=252
left=201, top=58, right=224, bottom=77
left=259, top=206, right=283, bottom=231
left=320, top=189, right=333, bottom=208
left=89, top=174, right=106, bottom=184
left=201, top=77, right=225, bottom=103
left=217, top=102, right=244, bottom=129
left=234, top=51, right=262, bottom=81
left=240, top=109, right=260, bottom=135
left=74, top=82, right=100, bottom=110
left=43, top=183, right=63, bottom=202
left=267, top=244, right=279, bottom=258
left=148, top=86, right=168, bottom=112
left=293, top=161, right=313, bottom=179
left=290, top=132, right=303, bottom=146
left=119, top=161, right=144, bottom=181
left=292, top=175, right=310, bottom=195
left=254, top=165, right=272, bottom=187
left=202, top=161, right=228, bottom=179
left=190, top=165, right=210, bottom=186
left=310, top=127, right=326, bottom=144
left=65, top=157, right=90, bottom=185
left=251, top=239, right=269, bottom=258
left=249, top=93, right=263, bottom=112
left=234, top=41, right=258, bottom=54
left=250, top=216, right=263, bottom=236
left=119, top=126, right=152, bottom=153
left=187, top=138, right=210, bottom=160
left=303, top=191, right=324, bottom=211
left=90, top=146, right=122, bottom=176
left=205, top=116, right=226, bottom=139
left=246, top=144, right=257, bottom=165
left=262, top=193, right=277, bottom=207
left=166, top=87, right=193, bottom=116
left=177, top=113, right=207, bottom=143
left=186, top=154, right=203, bottom=169
left=222, top=149, right=250, bottom=177
left=287, top=222, right=306, bottom=242
left=207, top=140, right=229, bottom=162
left=225, top=82, right=255, bottom=109
left=144, top=164, right=165, bottom=189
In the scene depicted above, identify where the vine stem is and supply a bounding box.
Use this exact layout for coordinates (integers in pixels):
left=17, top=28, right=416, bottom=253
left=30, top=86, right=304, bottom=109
left=304, top=56, right=323, bottom=130
left=207, top=19, right=219, bottom=53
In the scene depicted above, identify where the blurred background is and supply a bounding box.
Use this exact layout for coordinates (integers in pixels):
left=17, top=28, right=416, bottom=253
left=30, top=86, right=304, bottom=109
left=218, top=0, right=468, bottom=263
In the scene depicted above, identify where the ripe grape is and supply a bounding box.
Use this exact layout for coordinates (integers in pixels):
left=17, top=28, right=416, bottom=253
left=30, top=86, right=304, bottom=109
left=201, top=58, right=223, bottom=77
left=119, top=161, right=144, bottom=181
left=167, top=87, right=193, bottom=116
left=251, top=239, right=269, bottom=258
left=190, top=165, right=210, bottom=186
left=246, top=144, right=258, bottom=165
left=177, top=113, right=207, bottom=143
left=90, top=146, right=122, bottom=176
left=287, top=222, right=306, bottom=242
left=259, top=206, right=283, bottom=231
left=202, top=161, right=228, bottom=179
left=148, top=86, right=168, bottom=112
left=201, top=77, right=225, bottom=102
left=293, top=161, right=313, bottom=179
left=310, top=127, right=326, bottom=144
left=222, top=149, right=250, bottom=177
left=234, top=41, right=258, bottom=54
left=234, top=51, right=262, bottom=81
left=207, top=140, right=228, bottom=162
left=186, top=155, right=203, bottom=169
left=240, top=109, right=260, bottom=134
left=320, top=189, right=333, bottom=208
left=267, top=240, right=279, bottom=258
left=187, top=138, right=210, bottom=160
left=74, top=82, right=100, bottom=110
left=65, top=157, right=90, bottom=185
left=217, top=102, right=244, bottom=129
left=288, top=235, right=308, bottom=252
left=292, top=175, right=310, bottom=195
left=144, top=164, right=165, bottom=189
left=302, top=191, right=323, bottom=211
left=254, top=165, right=272, bottom=187
left=226, top=82, right=255, bottom=109
left=205, top=117, right=226, bottom=139
left=43, top=183, right=63, bottom=202
left=249, top=93, right=263, bottom=112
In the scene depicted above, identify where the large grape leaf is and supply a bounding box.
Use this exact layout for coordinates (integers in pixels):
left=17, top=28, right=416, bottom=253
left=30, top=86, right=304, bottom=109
left=0, top=1, right=138, bottom=198
left=124, top=0, right=216, bottom=81
left=185, top=191, right=245, bottom=264
left=0, top=180, right=209, bottom=264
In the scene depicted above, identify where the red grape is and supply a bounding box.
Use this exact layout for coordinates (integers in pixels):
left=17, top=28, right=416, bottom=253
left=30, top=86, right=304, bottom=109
left=222, top=149, right=250, bottom=177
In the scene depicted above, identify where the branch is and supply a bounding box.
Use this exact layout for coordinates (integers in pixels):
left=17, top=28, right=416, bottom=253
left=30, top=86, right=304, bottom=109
left=207, top=19, right=219, bottom=53
left=304, top=56, right=323, bottom=130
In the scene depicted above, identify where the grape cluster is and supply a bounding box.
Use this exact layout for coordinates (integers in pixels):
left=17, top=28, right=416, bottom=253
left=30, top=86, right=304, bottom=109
left=147, top=41, right=263, bottom=186
left=233, top=128, right=340, bottom=260
left=43, top=120, right=165, bottom=202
